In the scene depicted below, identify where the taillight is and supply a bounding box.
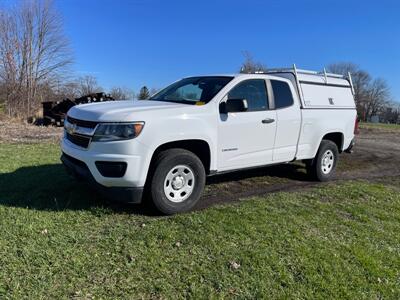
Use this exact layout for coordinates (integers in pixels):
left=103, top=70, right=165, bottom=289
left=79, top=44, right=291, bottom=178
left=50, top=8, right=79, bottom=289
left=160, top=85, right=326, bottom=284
left=354, top=116, right=360, bottom=134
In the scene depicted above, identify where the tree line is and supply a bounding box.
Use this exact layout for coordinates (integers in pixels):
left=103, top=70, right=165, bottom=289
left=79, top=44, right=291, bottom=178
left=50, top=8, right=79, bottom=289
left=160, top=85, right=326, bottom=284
left=0, top=0, right=72, bottom=118
left=52, top=75, right=156, bottom=102
left=0, top=0, right=156, bottom=119
left=240, top=53, right=399, bottom=123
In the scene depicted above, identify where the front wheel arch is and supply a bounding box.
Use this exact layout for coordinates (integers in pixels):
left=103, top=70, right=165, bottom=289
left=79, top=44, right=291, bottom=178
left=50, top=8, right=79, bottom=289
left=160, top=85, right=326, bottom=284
left=148, top=148, right=206, bottom=215
left=147, top=139, right=212, bottom=177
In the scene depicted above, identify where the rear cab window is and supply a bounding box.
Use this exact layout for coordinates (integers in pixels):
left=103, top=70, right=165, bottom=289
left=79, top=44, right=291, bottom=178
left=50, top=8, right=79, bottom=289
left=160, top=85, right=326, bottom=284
left=271, top=80, right=294, bottom=109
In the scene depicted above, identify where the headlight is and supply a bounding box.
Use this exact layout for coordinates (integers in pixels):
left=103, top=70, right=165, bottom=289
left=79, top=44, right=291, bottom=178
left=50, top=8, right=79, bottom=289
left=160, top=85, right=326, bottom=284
left=92, top=122, right=144, bottom=142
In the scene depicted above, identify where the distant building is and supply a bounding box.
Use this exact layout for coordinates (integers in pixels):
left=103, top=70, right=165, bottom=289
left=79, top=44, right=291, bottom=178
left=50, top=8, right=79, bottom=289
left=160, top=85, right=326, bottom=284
left=370, top=115, right=380, bottom=123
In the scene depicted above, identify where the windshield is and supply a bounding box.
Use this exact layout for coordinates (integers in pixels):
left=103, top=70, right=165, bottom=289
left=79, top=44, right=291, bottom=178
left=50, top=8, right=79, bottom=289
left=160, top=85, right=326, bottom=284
left=150, top=76, right=233, bottom=104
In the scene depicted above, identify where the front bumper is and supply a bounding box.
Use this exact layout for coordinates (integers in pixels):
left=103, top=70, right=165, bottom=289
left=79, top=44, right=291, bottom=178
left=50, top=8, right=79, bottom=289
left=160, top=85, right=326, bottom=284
left=61, top=153, right=143, bottom=203
left=61, top=136, right=150, bottom=187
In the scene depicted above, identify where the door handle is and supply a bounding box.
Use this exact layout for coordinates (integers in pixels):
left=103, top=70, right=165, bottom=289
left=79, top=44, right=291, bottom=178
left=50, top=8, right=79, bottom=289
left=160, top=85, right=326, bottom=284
left=262, top=118, right=275, bottom=124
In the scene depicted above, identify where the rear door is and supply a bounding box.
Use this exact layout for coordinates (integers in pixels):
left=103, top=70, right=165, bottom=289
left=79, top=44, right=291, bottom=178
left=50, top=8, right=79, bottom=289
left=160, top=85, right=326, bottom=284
left=218, top=79, right=277, bottom=170
left=270, top=79, right=301, bottom=162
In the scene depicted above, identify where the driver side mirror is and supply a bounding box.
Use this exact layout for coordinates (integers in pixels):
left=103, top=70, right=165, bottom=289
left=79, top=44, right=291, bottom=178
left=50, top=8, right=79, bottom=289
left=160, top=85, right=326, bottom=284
left=219, top=98, right=248, bottom=114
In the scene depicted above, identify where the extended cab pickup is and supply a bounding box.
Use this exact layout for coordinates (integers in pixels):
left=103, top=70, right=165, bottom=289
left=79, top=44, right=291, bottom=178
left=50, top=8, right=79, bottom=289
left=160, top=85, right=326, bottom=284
left=61, top=67, right=357, bottom=214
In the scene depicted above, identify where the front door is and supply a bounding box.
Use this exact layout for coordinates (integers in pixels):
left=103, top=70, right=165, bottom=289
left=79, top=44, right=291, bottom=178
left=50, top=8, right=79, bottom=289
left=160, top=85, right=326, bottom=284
left=218, top=79, right=277, bottom=171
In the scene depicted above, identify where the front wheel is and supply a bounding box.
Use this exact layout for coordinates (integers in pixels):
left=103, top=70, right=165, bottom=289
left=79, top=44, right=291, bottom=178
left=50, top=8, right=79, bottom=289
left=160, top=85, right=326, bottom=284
left=150, top=148, right=206, bottom=215
left=306, top=140, right=339, bottom=182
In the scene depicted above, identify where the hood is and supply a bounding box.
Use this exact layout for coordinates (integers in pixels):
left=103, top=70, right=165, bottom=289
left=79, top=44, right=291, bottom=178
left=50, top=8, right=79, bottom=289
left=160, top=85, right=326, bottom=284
left=67, top=100, right=187, bottom=122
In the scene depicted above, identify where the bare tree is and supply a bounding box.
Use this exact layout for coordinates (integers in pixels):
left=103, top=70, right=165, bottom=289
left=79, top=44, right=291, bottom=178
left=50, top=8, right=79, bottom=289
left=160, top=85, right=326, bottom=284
left=51, top=79, right=80, bottom=100
left=364, top=78, right=390, bottom=120
left=326, top=62, right=391, bottom=121
left=109, top=86, right=134, bottom=100
left=77, top=75, right=102, bottom=96
left=0, top=0, right=72, bottom=118
left=239, top=51, right=267, bottom=74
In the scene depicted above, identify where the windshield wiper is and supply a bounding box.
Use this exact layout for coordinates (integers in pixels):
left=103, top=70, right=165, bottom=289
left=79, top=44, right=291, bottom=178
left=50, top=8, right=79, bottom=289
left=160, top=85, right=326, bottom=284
left=149, top=99, right=197, bottom=105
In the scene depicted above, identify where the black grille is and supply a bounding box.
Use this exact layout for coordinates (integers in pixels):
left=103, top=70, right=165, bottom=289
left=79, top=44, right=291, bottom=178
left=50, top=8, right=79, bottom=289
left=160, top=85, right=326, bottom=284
left=62, top=152, right=88, bottom=169
left=67, top=116, right=98, bottom=129
left=66, top=132, right=91, bottom=148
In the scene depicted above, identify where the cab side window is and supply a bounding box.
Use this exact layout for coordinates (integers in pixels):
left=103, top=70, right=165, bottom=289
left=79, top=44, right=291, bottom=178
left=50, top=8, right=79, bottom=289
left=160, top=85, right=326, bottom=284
left=227, top=79, right=268, bottom=111
left=271, top=80, right=294, bottom=109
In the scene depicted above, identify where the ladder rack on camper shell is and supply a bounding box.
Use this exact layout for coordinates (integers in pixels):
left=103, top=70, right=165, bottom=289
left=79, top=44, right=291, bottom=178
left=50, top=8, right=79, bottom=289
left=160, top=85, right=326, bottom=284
left=254, top=64, right=355, bottom=109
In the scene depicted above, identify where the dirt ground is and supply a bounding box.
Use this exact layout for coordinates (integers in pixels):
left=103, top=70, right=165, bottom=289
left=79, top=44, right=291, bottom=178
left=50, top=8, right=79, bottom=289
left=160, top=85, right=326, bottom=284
left=0, top=116, right=61, bottom=144
left=1, top=118, right=399, bottom=209
left=200, top=126, right=400, bottom=209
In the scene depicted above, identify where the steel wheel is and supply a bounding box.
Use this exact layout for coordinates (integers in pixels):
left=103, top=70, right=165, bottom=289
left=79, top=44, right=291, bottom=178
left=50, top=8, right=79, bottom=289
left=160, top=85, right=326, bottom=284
left=163, top=164, right=195, bottom=203
left=321, top=150, right=334, bottom=174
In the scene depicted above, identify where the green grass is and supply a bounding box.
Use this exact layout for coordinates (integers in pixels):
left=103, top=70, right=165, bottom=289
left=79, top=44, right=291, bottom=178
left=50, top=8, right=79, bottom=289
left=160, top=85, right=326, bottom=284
left=1, top=143, right=400, bottom=299
left=360, top=122, right=400, bottom=131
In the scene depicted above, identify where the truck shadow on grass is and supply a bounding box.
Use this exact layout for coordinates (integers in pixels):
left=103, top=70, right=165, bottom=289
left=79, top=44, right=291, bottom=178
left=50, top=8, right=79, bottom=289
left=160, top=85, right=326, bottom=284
left=0, top=164, right=152, bottom=215
left=0, top=162, right=311, bottom=214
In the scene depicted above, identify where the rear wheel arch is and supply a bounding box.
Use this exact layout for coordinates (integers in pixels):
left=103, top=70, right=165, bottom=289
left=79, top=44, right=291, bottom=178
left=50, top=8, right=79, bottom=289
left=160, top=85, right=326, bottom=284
left=307, top=139, right=339, bottom=182
left=320, top=132, right=344, bottom=153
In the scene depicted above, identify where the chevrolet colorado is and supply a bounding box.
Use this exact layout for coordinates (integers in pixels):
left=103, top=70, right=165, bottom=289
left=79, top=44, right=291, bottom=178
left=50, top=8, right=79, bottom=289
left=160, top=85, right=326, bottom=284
left=61, top=66, right=357, bottom=214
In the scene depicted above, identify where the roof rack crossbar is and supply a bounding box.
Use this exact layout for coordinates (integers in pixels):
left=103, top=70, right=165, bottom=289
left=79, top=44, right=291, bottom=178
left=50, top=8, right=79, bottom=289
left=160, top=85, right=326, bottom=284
left=255, top=66, right=345, bottom=79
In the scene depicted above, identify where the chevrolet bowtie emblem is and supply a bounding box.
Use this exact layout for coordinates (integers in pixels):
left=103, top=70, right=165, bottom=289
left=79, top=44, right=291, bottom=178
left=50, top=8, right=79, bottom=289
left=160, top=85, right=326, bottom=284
left=66, top=123, right=77, bottom=134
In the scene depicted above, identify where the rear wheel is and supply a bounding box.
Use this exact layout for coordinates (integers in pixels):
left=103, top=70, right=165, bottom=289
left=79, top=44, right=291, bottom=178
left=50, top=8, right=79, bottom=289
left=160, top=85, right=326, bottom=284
left=150, top=148, right=205, bottom=215
left=306, top=140, right=339, bottom=182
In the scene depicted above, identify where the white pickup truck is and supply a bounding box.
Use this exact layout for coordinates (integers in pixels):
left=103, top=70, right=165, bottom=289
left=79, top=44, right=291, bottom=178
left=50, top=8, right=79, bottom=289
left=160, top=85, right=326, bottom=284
left=61, top=66, right=358, bottom=214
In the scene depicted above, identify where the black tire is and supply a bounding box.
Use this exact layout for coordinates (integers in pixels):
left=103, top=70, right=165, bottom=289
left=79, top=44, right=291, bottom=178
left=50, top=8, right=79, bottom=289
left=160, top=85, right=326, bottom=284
left=306, top=140, right=339, bottom=182
left=149, top=148, right=206, bottom=215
